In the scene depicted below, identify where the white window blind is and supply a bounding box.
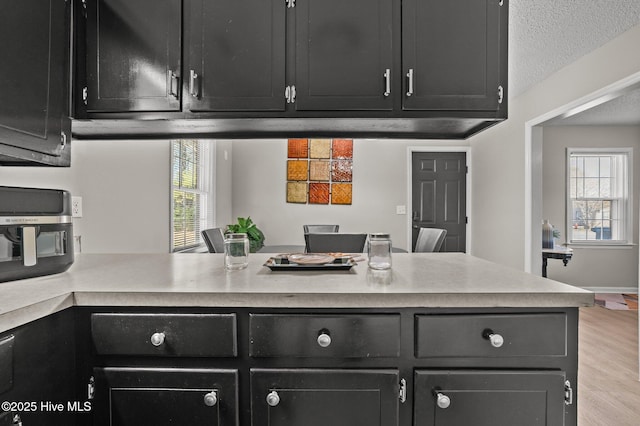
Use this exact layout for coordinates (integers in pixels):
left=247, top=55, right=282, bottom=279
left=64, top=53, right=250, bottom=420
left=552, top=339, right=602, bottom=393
left=171, top=140, right=210, bottom=251
left=567, top=148, right=632, bottom=245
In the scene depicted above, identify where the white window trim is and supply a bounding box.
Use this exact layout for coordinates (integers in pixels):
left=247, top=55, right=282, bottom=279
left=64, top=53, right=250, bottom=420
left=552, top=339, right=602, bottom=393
left=565, top=147, right=633, bottom=247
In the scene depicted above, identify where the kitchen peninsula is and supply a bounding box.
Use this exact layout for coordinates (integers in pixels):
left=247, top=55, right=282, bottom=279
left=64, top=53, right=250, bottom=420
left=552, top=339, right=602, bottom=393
left=0, top=253, right=593, bottom=426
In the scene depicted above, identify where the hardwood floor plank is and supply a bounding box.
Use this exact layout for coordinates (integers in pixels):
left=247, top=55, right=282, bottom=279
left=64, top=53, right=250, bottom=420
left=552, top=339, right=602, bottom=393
left=579, top=306, right=640, bottom=425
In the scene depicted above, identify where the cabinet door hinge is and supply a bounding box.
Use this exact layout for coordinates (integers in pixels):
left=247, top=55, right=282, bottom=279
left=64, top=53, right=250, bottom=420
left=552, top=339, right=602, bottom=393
left=82, top=87, right=88, bottom=105
left=497, top=85, right=504, bottom=104
left=399, top=378, right=407, bottom=403
left=564, top=380, right=573, bottom=405
left=88, top=376, right=95, bottom=400
left=286, top=0, right=295, bottom=8
left=285, top=85, right=296, bottom=104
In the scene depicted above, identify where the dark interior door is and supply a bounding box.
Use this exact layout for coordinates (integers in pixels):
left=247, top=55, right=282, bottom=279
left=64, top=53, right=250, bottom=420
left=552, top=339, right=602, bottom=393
left=186, top=0, right=286, bottom=112
left=251, top=369, right=399, bottom=426
left=295, top=0, right=393, bottom=111
left=85, top=0, right=181, bottom=112
left=402, top=0, right=502, bottom=111
left=0, top=0, right=70, bottom=164
left=414, top=370, right=566, bottom=426
left=411, top=152, right=466, bottom=252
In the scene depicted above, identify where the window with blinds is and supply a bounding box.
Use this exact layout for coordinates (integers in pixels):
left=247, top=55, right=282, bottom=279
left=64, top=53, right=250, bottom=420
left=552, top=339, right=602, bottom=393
left=566, top=148, right=632, bottom=245
left=171, top=140, right=210, bottom=251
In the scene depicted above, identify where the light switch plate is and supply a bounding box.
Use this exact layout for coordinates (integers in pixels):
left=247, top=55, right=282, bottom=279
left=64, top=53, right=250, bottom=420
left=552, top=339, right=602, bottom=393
left=396, top=205, right=406, bottom=215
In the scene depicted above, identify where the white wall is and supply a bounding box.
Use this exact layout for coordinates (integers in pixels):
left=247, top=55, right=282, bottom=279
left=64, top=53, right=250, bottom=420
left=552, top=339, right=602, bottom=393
left=226, top=138, right=468, bottom=250
left=469, top=23, right=640, bottom=271
left=0, top=140, right=171, bottom=253
left=542, top=126, right=640, bottom=290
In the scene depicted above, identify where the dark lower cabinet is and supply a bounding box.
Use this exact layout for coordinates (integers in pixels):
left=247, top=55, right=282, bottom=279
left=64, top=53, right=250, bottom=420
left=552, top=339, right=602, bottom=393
left=0, top=0, right=71, bottom=166
left=92, top=367, right=239, bottom=426
left=250, top=369, right=400, bottom=426
left=414, top=370, right=567, bottom=426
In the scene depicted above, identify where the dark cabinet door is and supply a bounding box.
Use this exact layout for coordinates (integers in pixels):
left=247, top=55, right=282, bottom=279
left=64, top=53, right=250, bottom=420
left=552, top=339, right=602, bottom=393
left=251, top=369, right=399, bottom=426
left=414, top=370, right=567, bottom=426
left=295, top=0, right=393, bottom=111
left=0, top=0, right=70, bottom=165
left=92, top=367, right=239, bottom=426
left=85, top=0, right=181, bottom=112
left=402, top=0, right=505, bottom=112
left=186, top=0, right=286, bottom=112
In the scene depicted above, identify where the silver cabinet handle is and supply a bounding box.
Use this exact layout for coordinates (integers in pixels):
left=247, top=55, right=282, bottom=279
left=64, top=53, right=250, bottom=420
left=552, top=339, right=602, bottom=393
left=483, top=329, right=504, bottom=348
left=189, top=70, right=199, bottom=98
left=266, top=391, right=280, bottom=407
left=317, top=332, right=331, bottom=348
left=406, top=69, right=414, bottom=97
left=150, top=332, right=165, bottom=346
left=203, top=391, right=218, bottom=407
left=169, top=71, right=179, bottom=99
left=383, top=69, right=391, bottom=97
left=436, top=392, right=450, bottom=409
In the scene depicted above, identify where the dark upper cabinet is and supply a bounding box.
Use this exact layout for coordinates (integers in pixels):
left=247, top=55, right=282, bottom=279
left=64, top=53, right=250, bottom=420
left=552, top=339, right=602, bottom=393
left=402, top=0, right=506, bottom=112
left=294, top=0, right=393, bottom=111
left=84, top=0, right=182, bottom=112
left=0, top=0, right=71, bottom=166
left=186, top=0, right=286, bottom=112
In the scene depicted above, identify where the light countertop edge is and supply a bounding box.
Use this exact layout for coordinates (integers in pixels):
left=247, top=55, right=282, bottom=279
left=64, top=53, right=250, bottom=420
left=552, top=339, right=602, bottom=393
left=0, top=253, right=595, bottom=334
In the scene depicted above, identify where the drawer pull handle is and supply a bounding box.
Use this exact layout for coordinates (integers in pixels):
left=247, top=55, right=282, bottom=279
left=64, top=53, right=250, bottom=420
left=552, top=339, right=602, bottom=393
left=317, top=332, right=332, bottom=348
left=482, top=329, right=504, bottom=348
left=150, top=332, right=165, bottom=347
left=266, top=391, right=280, bottom=407
left=203, top=391, right=218, bottom=407
left=436, top=392, right=451, bottom=409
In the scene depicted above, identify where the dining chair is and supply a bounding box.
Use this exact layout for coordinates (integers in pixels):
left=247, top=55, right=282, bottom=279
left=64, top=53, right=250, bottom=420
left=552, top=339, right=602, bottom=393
left=303, top=224, right=339, bottom=233
left=201, top=228, right=226, bottom=253
left=305, top=233, right=367, bottom=253
left=414, top=227, right=447, bottom=252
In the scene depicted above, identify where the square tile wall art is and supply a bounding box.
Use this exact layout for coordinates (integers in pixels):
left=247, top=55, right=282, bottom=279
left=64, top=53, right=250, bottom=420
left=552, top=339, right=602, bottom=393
left=286, top=138, right=354, bottom=205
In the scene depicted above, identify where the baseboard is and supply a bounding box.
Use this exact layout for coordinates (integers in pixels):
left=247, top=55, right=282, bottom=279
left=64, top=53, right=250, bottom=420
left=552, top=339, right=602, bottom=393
left=580, top=286, right=638, bottom=294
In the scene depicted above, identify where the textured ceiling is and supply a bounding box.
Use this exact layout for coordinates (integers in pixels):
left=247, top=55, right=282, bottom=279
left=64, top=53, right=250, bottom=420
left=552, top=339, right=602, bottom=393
left=509, top=0, right=640, bottom=126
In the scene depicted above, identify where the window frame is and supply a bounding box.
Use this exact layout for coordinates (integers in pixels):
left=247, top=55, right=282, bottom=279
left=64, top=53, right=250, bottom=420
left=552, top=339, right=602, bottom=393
left=565, top=147, right=633, bottom=247
left=170, top=139, right=214, bottom=252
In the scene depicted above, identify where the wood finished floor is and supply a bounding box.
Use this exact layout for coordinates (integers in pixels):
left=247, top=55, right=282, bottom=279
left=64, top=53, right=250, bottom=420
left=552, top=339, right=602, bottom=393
left=579, top=306, right=640, bottom=425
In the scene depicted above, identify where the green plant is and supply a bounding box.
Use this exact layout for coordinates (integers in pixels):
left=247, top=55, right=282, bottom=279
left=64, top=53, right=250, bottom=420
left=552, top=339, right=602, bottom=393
left=226, top=217, right=265, bottom=253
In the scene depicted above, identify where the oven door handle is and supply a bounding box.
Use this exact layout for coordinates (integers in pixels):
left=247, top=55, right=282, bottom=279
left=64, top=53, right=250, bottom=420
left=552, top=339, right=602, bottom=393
left=21, top=226, right=37, bottom=267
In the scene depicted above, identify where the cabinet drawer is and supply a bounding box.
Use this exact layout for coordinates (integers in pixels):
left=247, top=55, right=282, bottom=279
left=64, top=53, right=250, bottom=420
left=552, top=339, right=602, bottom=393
left=249, top=314, right=400, bottom=358
left=0, top=335, right=14, bottom=395
left=414, top=370, right=567, bottom=426
left=92, top=367, right=238, bottom=426
left=91, top=313, right=237, bottom=357
left=415, top=313, right=567, bottom=358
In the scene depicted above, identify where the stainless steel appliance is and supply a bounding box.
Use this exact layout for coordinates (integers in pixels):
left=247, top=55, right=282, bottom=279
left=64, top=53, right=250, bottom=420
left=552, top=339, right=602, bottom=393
left=0, top=186, right=74, bottom=282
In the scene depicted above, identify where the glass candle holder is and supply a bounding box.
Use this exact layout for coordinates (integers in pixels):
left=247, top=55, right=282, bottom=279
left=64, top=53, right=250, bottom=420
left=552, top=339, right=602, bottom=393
left=224, top=233, right=249, bottom=270
left=367, top=233, right=392, bottom=270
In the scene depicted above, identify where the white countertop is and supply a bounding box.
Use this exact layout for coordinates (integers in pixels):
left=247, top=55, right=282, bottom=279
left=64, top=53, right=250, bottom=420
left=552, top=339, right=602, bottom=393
left=0, top=253, right=594, bottom=333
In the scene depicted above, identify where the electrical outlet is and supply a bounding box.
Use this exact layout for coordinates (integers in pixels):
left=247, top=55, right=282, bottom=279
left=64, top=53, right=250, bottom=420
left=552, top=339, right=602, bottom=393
left=72, top=196, right=83, bottom=218
left=396, top=205, right=406, bottom=215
